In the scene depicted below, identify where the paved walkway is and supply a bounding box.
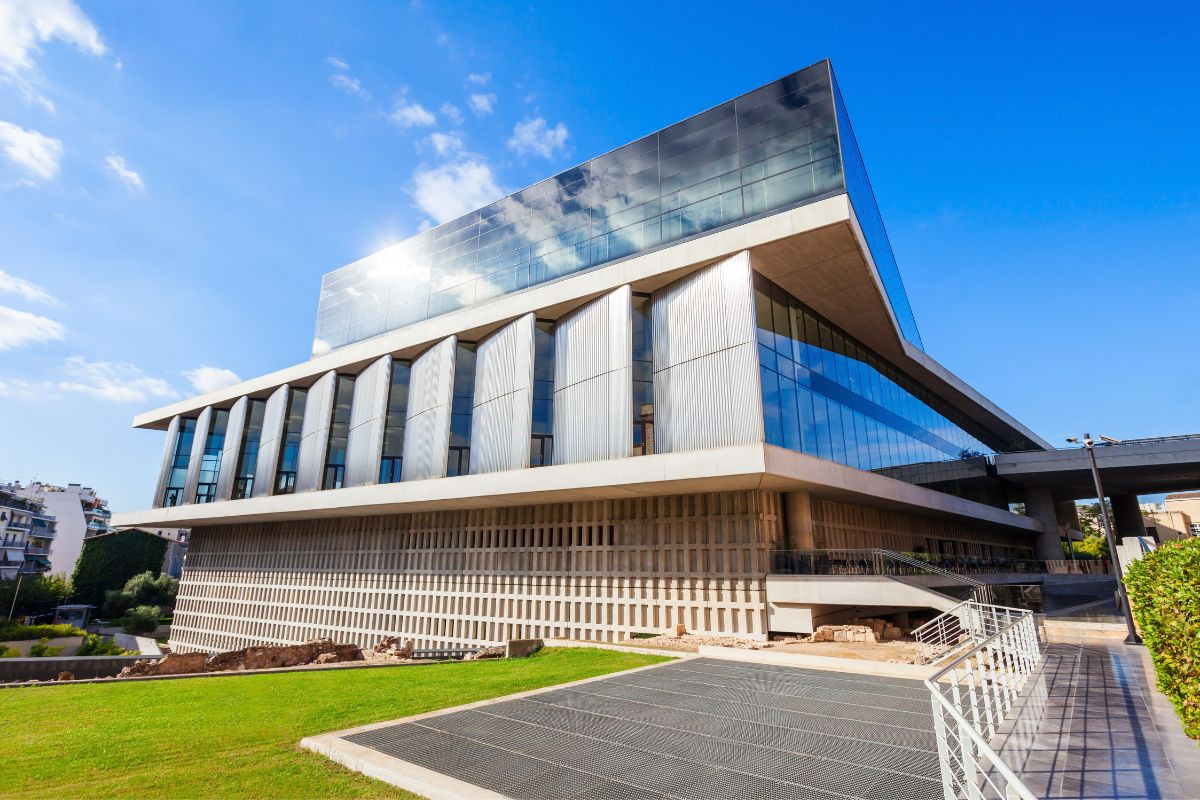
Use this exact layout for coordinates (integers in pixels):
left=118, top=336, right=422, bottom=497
left=992, top=640, right=1200, bottom=799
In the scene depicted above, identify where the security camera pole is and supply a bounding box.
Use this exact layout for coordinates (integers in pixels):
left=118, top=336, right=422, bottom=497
left=1066, top=433, right=1142, bottom=645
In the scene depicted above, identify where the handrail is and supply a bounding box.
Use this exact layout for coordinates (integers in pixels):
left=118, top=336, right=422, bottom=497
left=910, top=600, right=1026, bottom=665
left=924, top=603, right=1041, bottom=800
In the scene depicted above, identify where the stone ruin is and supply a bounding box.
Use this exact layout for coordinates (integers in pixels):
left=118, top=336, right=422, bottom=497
left=117, top=638, right=364, bottom=678
left=810, top=617, right=905, bottom=643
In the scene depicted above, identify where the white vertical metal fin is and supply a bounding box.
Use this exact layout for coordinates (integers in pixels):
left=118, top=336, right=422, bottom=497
left=552, top=285, right=633, bottom=464
left=344, top=354, right=393, bottom=487
left=651, top=251, right=764, bottom=453
left=214, top=396, right=248, bottom=501
left=181, top=406, right=213, bottom=505
left=251, top=384, right=289, bottom=498
left=470, top=313, right=536, bottom=474
left=152, top=415, right=181, bottom=508
left=295, top=370, right=338, bottom=493
left=401, top=336, right=457, bottom=481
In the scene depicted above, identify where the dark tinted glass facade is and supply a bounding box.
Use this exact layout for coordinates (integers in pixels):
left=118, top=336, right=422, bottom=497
left=322, top=375, right=356, bottom=490
left=755, top=274, right=1000, bottom=493
left=379, top=360, right=411, bottom=483
left=194, top=409, right=229, bottom=503
left=313, top=60, right=921, bottom=354
left=161, top=417, right=196, bottom=507
left=274, top=388, right=308, bottom=495
left=530, top=320, right=554, bottom=466
left=447, top=342, right=476, bottom=477
left=232, top=399, right=266, bottom=499
left=632, top=293, right=654, bottom=456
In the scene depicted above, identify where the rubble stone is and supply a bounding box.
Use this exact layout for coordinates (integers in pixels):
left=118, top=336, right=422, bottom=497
left=56, top=671, right=75, bottom=681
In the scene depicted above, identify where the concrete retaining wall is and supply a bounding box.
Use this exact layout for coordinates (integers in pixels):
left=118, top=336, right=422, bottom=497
left=0, top=655, right=146, bottom=683
left=1, top=636, right=85, bottom=656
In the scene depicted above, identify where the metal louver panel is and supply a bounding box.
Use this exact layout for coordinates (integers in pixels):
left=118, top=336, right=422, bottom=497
left=471, top=314, right=536, bottom=474
left=401, top=336, right=457, bottom=481
left=151, top=415, right=181, bottom=509
left=295, top=370, right=337, bottom=493
left=652, top=250, right=764, bottom=452
left=251, top=384, right=289, bottom=498
left=552, top=285, right=632, bottom=463
left=181, top=406, right=213, bottom=505
left=344, top=355, right=392, bottom=488
left=214, top=396, right=248, bottom=501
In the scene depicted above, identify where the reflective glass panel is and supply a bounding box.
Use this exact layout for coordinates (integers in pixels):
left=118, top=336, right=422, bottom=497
left=632, top=293, right=654, bottom=455
left=447, top=342, right=476, bottom=477
left=194, top=409, right=229, bottom=503
left=274, top=388, right=308, bottom=495
left=162, top=418, right=196, bottom=507
left=379, top=360, right=411, bottom=483
left=531, top=320, right=555, bottom=466
left=322, top=375, right=355, bottom=490
left=233, top=399, right=266, bottom=499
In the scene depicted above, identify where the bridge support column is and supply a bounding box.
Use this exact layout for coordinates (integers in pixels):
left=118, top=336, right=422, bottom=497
left=1025, top=485, right=1065, bottom=560
left=783, top=491, right=814, bottom=550
left=1111, top=494, right=1147, bottom=542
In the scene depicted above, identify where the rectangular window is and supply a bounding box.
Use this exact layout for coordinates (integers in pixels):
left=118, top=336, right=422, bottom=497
left=632, top=293, right=654, bottom=455
left=193, top=409, right=229, bottom=504
left=232, top=399, right=266, bottom=499
left=161, top=418, right=196, bottom=507
left=322, top=375, right=356, bottom=490
left=379, top=360, right=411, bottom=483
left=447, top=342, right=476, bottom=477
left=274, top=388, right=308, bottom=495
left=530, top=319, right=555, bottom=466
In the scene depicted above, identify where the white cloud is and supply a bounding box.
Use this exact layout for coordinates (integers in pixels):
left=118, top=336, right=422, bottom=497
left=57, top=356, right=177, bottom=403
left=330, top=72, right=369, bottom=99
left=0, top=269, right=56, bottom=305
left=467, top=93, right=495, bottom=116
left=0, top=305, right=64, bottom=350
left=465, top=72, right=491, bottom=86
left=439, top=102, right=463, bottom=126
left=325, top=56, right=348, bottom=70
left=183, top=365, right=241, bottom=394
left=0, top=121, right=62, bottom=184
left=428, top=131, right=463, bottom=156
left=389, top=99, right=436, bottom=128
left=0, top=0, right=107, bottom=111
left=104, top=154, right=143, bottom=191
left=508, top=117, right=569, bottom=159
left=413, top=159, right=503, bottom=225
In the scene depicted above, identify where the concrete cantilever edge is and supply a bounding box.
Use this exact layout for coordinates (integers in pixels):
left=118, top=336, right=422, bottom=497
left=298, top=657, right=683, bottom=800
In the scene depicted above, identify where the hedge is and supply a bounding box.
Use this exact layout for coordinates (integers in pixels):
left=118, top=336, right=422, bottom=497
left=1124, top=537, right=1200, bottom=739
left=0, top=622, right=85, bottom=641
left=70, top=529, right=169, bottom=607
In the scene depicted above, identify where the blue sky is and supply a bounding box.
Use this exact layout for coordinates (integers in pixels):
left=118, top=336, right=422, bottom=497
left=0, top=1, right=1197, bottom=512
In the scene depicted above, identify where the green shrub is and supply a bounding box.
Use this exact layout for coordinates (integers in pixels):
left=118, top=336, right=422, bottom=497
left=28, top=637, right=63, bottom=657
left=77, top=633, right=129, bottom=656
left=1124, top=537, right=1200, bottom=739
left=0, top=645, right=20, bottom=658
left=120, top=605, right=161, bottom=635
left=0, top=622, right=84, bottom=641
left=102, top=571, right=178, bottom=617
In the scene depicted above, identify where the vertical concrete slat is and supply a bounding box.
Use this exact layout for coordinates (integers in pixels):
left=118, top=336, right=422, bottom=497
left=152, top=415, right=181, bottom=509
left=651, top=250, right=764, bottom=453
left=471, top=313, right=536, bottom=474
left=401, top=337, right=457, bottom=481
left=344, top=355, right=392, bottom=488
left=553, top=285, right=632, bottom=464
left=251, top=385, right=289, bottom=498
left=214, top=396, right=248, bottom=502
left=181, top=406, right=213, bottom=506
left=295, top=370, right=338, bottom=493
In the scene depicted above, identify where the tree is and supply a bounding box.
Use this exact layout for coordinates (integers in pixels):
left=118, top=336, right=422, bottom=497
left=103, top=571, right=178, bottom=617
left=0, top=573, right=71, bottom=618
left=121, top=605, right=161, bottom=635
left=70, top=529, right=169, bottom=608
left=1073, top=501, right=1114, bottom=559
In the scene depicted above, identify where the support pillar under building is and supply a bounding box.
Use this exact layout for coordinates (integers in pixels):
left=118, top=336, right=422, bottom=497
left=1111, top=493, right=1148, bottom=542
left=1024, top=485, right=1066, bottom=560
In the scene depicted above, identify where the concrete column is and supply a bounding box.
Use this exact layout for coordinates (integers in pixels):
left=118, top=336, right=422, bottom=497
left=1024, top=485, right=1065, bottom=560
left=1111, top=493, right=1147, bottom=542
left=783, top=490, right=814, bottom=550
left=1055, top=500, right=1081, bottom=533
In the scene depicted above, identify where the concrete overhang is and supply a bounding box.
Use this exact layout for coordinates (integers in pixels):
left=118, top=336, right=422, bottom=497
left=995, top=436, right=1200, bottom=499
left=112, top=443, right=1045, bottom=538
left=128, top=194, right=1045, bottom=454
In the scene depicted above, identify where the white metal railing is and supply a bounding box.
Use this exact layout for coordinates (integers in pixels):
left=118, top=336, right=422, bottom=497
left=911, top=601, right=1027, bottom=665
left=925, top=604, right=1041, bottom=800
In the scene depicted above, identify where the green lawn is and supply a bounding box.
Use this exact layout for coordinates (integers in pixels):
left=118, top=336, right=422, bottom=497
left=3, top=647, right=669, bottom=800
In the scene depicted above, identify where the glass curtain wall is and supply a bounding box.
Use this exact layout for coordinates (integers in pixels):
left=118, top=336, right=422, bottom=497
left=754, top=273, right=999, bottom=484
left=193, top=409, right=229, bottom=503
left=273, top=388, right=308, bottom=495
left=447, top=342, right=476, bottom=477
left=232, top=399, right=266, bottom=499
left=322, top=375, right=356, bottom=490
left=379, top=360, right=412, bottom=483
left=632, top=293, right=654, bottom=455
left=530, top=320, right=555, bottom=466
left=161, top=418, right=196, bottom=507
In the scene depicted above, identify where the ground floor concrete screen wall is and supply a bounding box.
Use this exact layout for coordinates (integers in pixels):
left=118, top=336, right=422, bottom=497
left=169, top=488, right=1033, bottom=652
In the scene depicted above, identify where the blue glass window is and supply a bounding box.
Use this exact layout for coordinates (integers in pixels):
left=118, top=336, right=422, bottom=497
left=193, top=409, right=229, bottom=503
left=274, top=388, right=308, bottom=495
left=322, top=375, right=356, bottom=490
left=232, top=399, right=266, bottom=499
left=447, top=342, right=476, bottom=477
left=161, top=418, right=196, bottom=507
left=379, top=360, right=411, bottom=484
left=530, top=320, right=555, bottom=466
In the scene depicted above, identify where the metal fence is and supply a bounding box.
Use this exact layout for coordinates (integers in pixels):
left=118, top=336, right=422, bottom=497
left=910, top=600, right=1026, bottom=665
left=924, top=602, right=1041, bottom=799
left=769, top=548, right=1111, bottom=577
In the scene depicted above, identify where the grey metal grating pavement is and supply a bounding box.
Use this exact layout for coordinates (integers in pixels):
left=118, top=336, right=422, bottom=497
left=344, top=657, right=942, bottom=799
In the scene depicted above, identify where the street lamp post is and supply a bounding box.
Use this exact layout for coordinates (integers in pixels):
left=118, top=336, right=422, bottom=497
left=1067, top=433, right=1142, bottom=645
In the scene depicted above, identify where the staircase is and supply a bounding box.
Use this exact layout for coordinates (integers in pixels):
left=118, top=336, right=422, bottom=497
left=877, top=549, right=996, bottom=605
